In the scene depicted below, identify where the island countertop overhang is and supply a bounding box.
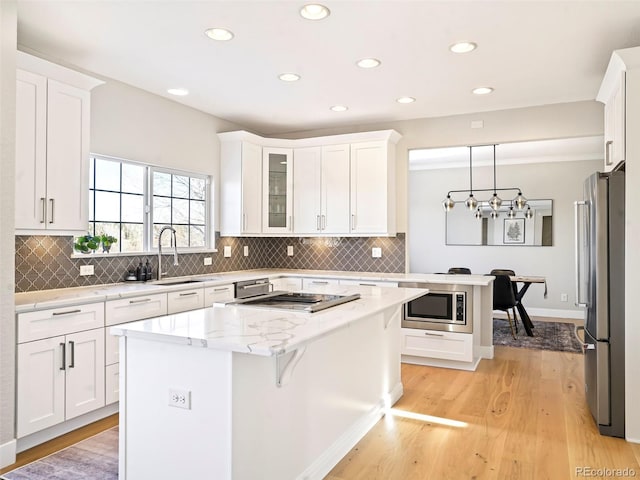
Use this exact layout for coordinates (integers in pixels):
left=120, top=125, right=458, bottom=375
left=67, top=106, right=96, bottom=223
left=111, top=285, right=427, bottom=356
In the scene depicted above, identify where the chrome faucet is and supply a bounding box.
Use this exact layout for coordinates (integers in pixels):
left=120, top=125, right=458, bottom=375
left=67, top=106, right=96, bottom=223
left=158, top=226, right=179, bottom=281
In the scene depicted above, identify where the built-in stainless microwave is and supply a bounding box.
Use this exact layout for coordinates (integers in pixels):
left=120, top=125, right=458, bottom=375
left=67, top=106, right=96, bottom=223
left=399, top=282, right=473, bottom=333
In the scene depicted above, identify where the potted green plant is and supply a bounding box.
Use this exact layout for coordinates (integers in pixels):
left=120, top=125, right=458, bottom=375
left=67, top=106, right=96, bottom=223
left=74, top=234, right=99, bottom=254
left=98, top=234, right=118, bottom=253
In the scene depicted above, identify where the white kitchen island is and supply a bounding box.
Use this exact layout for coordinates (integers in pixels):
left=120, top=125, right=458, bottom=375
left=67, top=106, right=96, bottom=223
left=112, top=285, right=425, bottom=480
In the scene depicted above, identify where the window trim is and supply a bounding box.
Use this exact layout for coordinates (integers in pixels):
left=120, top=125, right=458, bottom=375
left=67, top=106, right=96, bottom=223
left=87, top=153, right=213, bottom=254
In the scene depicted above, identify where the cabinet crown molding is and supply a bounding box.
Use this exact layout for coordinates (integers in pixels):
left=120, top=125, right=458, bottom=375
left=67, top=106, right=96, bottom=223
left=17, top=50, right=104, bottom=91
left=218, top=129, right=402, bottom=147
left=597, top=47, right=640, bottom=103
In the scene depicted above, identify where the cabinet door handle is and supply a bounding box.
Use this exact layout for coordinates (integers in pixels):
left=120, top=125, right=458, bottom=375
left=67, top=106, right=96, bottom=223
left=40, top=198, right=46, bottom=223
left=351, top=214, right=356, bottom=230
left=129, top=298, right=152, bottom=304
left=52, top=309, right=82, bottom=316
left=213, top=287, right=230, bottom=292
left=49, top=198, right=55, bottom=224
left=316, top=215, right=321, bottom=231
left=68, top=341, right=75, bottom=368
left=179, top=292, right=198, bottom=297
left=321, top=215, right=326, bottom=230
left=424, top=332, right=444, bottom=337
left=289, top=215, right=292, bottom=231
left=605, top=140, right=613, bottom=166
left=242, top=212, right=247, bottom=231
left=60, top=342, right=66, bottom=371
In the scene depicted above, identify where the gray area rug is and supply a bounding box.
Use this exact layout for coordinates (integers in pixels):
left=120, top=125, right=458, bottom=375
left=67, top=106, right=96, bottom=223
left=493, top=318, right=582, bottom=353
left=1, top=427, right=118, bottom=480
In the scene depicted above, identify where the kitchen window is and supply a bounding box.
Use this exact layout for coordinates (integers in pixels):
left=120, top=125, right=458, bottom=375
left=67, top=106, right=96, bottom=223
left=88, top=155, right=211, bottom=253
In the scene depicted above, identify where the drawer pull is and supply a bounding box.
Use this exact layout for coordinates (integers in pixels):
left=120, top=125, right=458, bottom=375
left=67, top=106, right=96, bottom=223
left=213, top=287, right=230, bottom=292
left=52, top=309, right=82, bottom=316
left=179, top=292, right=198, bottom=297
left=60, top=342, right=66, bottom=371
left=424, top=332, right=445, bottom=337
left=311, top=281, right=329, bottom=285
left=129, top=298, right=152, bottom=304
left=359, top=283, right=376, bottom=287
left=68, top=341, right=75, bottom=368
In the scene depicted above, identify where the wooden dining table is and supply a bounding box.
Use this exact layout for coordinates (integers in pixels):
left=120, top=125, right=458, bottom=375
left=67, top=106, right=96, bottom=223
left=508, top=275, right=547, bottom=336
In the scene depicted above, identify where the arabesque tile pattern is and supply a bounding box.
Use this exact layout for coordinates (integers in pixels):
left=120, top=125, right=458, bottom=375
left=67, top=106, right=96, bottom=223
left=15, top=234, right=405, bottom=292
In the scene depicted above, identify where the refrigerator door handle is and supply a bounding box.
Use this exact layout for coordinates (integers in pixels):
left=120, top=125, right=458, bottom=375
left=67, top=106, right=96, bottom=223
left=574, top=200, right=588, bottom=307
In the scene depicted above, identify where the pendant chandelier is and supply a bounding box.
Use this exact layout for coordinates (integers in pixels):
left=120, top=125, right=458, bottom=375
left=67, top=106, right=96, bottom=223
left=442, top=144, right=528, bottom=219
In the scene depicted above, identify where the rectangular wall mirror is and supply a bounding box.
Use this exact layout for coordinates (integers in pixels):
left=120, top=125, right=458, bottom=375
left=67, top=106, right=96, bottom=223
left=446, top=199, right=553, bottom=246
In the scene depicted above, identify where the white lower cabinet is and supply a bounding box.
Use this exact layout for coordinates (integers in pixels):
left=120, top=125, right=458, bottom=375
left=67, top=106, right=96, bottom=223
left=167, top=288, right=206, bottom=314
left=270, top=277, right=303, bottom=292
left=400, top=328, right=473, bottom=363
left=17, top=327, right=105, bottom=438
left=105, top=363, right=119, bottom=405
left=204, top=284, right=235, bottom=306
left=105, top=293, right=167, bottom=327
left=302, top=277, right=340, bottom=291
left=338, top=279, right=398, bottom=288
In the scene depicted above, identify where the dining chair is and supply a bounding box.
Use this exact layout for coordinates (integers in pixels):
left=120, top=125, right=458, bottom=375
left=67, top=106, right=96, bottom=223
left=492, top=274, right=519, bottom=339
left=447, top=267, right=472, bottom=274
left=490, top=269, right=519, bottom=331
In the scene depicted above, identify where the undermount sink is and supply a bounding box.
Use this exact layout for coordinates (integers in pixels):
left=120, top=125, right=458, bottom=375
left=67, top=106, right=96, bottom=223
left=151, top=279, right=205, bottom=286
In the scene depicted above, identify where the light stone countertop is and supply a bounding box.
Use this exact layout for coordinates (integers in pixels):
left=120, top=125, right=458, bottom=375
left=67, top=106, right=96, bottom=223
left=111, top=284, right=427, bottom=356
left=15, top=268, right=494, bottom=313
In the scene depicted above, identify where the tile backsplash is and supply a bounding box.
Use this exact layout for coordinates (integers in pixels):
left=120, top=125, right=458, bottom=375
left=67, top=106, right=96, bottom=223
left=15, top=234, right=405, bottom=292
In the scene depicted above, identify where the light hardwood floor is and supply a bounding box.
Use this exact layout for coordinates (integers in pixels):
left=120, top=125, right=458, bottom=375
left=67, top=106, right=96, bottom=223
left=3, top=347, right=638, bottom=479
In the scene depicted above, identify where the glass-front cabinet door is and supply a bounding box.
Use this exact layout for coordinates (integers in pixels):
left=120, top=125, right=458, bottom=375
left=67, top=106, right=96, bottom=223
left=262, top=147, right=293, bottom=233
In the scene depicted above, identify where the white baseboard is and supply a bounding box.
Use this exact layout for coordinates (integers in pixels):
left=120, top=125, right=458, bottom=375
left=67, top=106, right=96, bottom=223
left=296, top=381, right=403, bottom=480
left=0, top=439, right=16, bottom=469
left=494, top=307, right=584, bottom=320
left=476, top=345, right=494, bottom=359
left=626, top=435, right=640, bottom=444
left=401, top=355, right=481, bottom=371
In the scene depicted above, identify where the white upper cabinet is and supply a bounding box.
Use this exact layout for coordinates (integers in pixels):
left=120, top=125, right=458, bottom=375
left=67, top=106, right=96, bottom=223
left=219, top=135, right=262, bottom=236
left=15, top=52, right=103, bottom=233
left=293, top=144, right=350, bottom=235
left=262, top=147, right=293, bottom=234
left=350, top=140, right=397, bottom=235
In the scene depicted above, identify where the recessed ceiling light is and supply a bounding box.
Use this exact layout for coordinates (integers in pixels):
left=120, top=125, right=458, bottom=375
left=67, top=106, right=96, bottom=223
left=450, top=42, right=477, bottom=54
left=396, top=96, right=416, bottom=104
left=167, top=88, right=189, bottom=96
left=472, top=87, right=494, bottom=95
left=279, top=73, right=301, bottom=82
left=357, top=58, right=381, bottom=69
left=204, top=28, right=234, bottom=41
left=300, top=4, right=330, bottom=20
left=330, top=105, right=348, bottom=112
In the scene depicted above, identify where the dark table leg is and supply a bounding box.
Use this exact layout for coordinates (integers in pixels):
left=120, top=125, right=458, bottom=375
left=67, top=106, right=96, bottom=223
left=515, top=282, right=535, bottom=336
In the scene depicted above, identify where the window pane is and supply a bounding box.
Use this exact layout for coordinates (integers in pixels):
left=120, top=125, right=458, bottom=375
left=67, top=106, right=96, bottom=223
left=94, top=158, right=121, bottom=191
left=173, top=175, right=189, bottom=199
left=153, top=171, right=171, bottom=197
left=190, top=200, right=205, bottom=225
left=94, top=222, right=121, bottom=252
left=173, top=198, right=189, bottom=224
left=190, top=226, right=205, bottom=247
left=174, top=225, right=189, bottom=247
left=153, top=196, right=171, bottom=224
left=122, top=163, right=144, bottom=194
left=94, top=191, right=121, bottom=222
left=153, top=224, right=176, bottom=249
left=122, top=224, right=144, bottom=252
left=122, top=194, right=144, bottom=223
left=190, top=178, right=205, bottom=200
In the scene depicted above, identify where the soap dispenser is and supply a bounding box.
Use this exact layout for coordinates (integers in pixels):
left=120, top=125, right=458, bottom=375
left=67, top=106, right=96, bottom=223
left=145, top=259, right=152, bottom=281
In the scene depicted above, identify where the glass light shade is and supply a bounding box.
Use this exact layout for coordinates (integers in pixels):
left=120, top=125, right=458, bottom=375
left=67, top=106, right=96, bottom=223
left=514, top=191, right=527, bottom=210
left=489, top=193, right=502, bottom=211
left=490, top=210, right=499, bottom=219
left=443, top=195, right=455, bottom=211
left=465, top=194, right=478, bottom=210
left=507, top=207, right=516, bottom=218
left=474, top=208, right=482, bottom=219
left=524, top=206, right=534, bottom=219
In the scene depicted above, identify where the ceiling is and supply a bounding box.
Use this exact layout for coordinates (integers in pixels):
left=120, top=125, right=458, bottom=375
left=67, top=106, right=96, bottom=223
left=16, top=1, right=640, bottom=135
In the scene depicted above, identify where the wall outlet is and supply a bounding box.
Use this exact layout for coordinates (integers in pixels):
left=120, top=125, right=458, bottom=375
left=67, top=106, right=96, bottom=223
left=79, top=265, right=94, bottom=276
left=203, top=257, right=212, bottom=266
left=287, top=245, right=294, bottom=256
left=560, top=293, right=568, bottom=302
left=243, top=246, right=249, bottom=257
left=168, top=388, right=191, bottom=410
left=372, top=247, right=382, bottom=258
left=223, top=246, right=231, bottom=258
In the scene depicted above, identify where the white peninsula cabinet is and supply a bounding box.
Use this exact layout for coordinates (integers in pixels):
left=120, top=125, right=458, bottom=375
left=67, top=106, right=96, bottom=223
left=15, top=52, right=103, bottom=233
left=16, top=303, right=105, bottom=438
left=293, top=144, right=350, bottom=235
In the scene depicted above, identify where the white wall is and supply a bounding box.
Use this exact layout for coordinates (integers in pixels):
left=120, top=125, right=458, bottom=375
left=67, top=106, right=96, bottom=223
left=408, top=159, right=601, bottom=312
left=90, top=78, right=244, bottom=232
left=0, top=1, right=16, bottom=465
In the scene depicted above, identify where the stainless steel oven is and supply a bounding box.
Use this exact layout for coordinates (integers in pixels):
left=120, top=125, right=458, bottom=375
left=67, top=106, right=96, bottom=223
left=399, top=282, right=473, bottom=333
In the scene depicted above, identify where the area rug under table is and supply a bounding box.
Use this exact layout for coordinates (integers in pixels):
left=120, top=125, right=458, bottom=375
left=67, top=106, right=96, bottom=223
left=1, top=427, right=118, bottom=480
left=493, top=318, right=583, bottom=353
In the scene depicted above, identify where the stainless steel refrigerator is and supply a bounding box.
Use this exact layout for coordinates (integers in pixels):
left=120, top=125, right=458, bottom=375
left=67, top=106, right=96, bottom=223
left=575, top=169, right=625, bottom=438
